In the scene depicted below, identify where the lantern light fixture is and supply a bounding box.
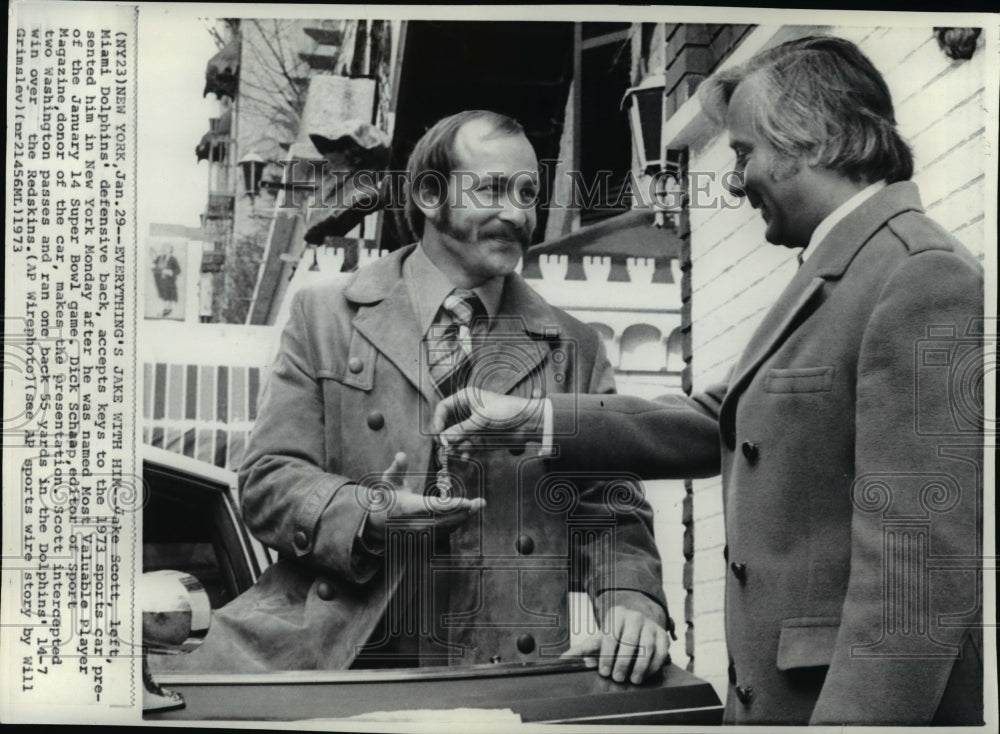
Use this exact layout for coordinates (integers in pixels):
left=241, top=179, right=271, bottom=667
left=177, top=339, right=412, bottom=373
left=622, top=73, right=666, bottom=175
left=237, top=152, right=267, bottom=199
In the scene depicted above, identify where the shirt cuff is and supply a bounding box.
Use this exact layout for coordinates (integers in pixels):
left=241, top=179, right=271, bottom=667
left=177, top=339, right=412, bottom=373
left=355, top=511, right=386, bottom=558
left=538, top=398, right=555, bottom=456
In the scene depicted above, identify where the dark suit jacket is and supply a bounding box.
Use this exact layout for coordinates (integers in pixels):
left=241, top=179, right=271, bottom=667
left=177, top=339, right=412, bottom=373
left=549, top=182, right=984, bottom=725
left=176, top=245, right=667, bottom=671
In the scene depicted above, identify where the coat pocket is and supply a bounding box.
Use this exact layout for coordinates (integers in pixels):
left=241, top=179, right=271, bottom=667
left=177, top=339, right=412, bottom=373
left=776, top=616, right=840, bottom=670
left=317, top=330, right=375, bottom=391
left=765, top=365, right=835, bottom=393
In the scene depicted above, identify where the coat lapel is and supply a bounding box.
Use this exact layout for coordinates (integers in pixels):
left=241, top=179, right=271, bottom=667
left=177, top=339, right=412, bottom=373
left=353, top=280, right=439, bottom=405
left=475, top=275, right=560, bottom=396
left=725, top=275, right=826, bottom=403
left=720, top=182, right=924, bottom=430
left=345, top=246, right=440, bottom=406
left=810, top=181, right=923, bottom=280
left=343, top=247, right=562, bottom=403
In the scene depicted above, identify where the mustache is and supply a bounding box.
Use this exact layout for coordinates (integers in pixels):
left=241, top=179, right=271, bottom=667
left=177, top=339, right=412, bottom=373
left=482, top=223, right=531, bottom=246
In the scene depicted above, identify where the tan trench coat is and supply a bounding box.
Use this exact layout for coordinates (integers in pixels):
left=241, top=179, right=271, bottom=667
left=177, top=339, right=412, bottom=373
left=181, top=245, right=669, bottom=671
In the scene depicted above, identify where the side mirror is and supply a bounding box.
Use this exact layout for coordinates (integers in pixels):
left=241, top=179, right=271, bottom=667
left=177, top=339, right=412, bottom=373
left=140, top=570, right=211, bottom=712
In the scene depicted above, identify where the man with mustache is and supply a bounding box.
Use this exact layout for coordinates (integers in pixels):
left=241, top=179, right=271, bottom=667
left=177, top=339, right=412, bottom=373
left=191, top=110, right=673, bottom=680
left=435, top=38, right=984, bottom=725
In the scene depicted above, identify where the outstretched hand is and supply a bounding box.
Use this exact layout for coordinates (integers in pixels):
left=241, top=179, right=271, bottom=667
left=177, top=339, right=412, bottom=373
left=433, top=387, right=544, bottom=449
left=361, top=452, right=485, bottom=547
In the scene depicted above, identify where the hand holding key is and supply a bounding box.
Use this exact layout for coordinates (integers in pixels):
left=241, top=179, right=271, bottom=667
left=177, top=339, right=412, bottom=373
left=361, top=451, right=485, bottom=548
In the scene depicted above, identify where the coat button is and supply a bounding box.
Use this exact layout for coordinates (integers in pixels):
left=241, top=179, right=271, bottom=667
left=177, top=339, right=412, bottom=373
left=316, top=580, right=335, bottom=600
left=731, top=561, right=748, bottom=583
left=516, top=634, right=535, bottom=654
left=515, top=535, right=535, bottom=555
left=367, top=411, right=384, bottom=430
left=735, top=685, right=754, bottom=704
left=293, top=530, right=309, bottom=550
left=508, top=444, right=525, bottom=456
left=348, top=357, right=364, bottom=373
left=741, top=441, right=760, bottom=464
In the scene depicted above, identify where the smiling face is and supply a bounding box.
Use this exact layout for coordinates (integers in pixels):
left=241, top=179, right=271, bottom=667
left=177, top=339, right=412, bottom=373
left=724, top=81, right=819, bottom=249
left=419, top=118, right=539, bottom=288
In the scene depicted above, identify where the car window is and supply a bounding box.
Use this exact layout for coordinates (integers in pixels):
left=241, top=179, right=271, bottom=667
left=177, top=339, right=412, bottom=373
left=143, top=452, right=268, bottom=610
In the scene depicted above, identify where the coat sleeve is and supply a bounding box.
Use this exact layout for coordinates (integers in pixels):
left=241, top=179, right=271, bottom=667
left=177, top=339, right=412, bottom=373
left=574, top=341, right=721, bottom=616
left=238, top=290, right=376, bottom=584
left=548, top=383, right=723, bottom=479
left=810, top=249, right=984, bottom=724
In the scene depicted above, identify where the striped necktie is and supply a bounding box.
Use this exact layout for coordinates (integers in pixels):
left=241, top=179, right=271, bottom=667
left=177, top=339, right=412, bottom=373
left=427, top=289, right=487, bottom=397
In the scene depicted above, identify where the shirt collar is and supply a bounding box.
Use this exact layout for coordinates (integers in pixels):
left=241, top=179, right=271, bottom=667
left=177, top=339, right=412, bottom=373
left=404, top=244, right=503, bottom=336
left=800, top=180, right=886, bottom=264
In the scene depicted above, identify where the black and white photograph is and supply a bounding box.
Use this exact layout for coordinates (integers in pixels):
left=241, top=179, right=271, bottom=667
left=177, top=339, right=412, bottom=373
left=3, top=3, right=997, bottom=729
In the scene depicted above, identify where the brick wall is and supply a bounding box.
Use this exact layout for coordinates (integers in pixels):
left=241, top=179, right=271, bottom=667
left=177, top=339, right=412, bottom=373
left=680, top=24, right=989, bottom=699
left=663, top=24, right=753, bottom=120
